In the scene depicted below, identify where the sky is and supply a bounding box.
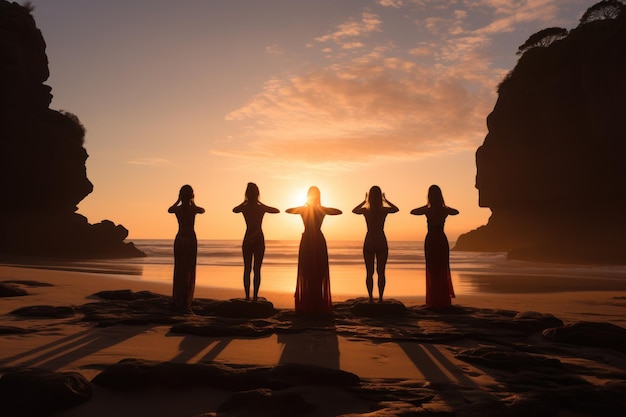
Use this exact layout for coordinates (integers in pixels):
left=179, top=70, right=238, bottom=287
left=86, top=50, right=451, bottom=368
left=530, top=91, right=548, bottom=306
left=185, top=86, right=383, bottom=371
left=28, top=0, right=596, bottom=241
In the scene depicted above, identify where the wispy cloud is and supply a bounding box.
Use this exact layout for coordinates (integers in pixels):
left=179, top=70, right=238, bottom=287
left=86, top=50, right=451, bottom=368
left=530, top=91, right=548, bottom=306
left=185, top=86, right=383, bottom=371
left=265, top=44, right=284, bottom=55
left=126, top=158, right=171, bottom=166
left=469, top=0, right=564, bottom=34
left=224, top=50, right=496, bottom=166
left=315, top=12, right=382, bottom=49
left=221, top=1, right=575, bottom=170
left=377, top=0, right=404, bottom=8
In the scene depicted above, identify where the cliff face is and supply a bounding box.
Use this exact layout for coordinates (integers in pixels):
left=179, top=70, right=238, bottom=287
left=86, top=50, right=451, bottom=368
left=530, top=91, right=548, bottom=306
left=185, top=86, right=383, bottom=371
left=454, top=10, right=626, bottom=263
left=0, top=2, right=144, bottom=258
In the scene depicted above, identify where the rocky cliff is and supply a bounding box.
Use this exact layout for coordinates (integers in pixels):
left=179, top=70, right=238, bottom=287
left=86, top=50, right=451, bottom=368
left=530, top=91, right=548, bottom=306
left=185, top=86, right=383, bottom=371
left=454, top=3, right=626, bottom=263
left=0, top=1, right=144, bottom=258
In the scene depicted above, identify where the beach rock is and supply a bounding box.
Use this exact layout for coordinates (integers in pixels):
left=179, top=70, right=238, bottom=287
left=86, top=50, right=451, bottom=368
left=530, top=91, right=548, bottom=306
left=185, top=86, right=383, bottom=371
left=261, top=363, right=360, bottom=387
left=10, top=305, right=75, bottom=318
left=0, top=325, right=33, bottom=335
left=79, top=297, right=183, bottom=326
left=92, top=359, right=360, bottom=392
left=1, top=280, right=53, bottom=287
left=542, top=321, right=626, bottom=352
left=487, top=311, right=564, bottom=335
left=455, top=345, right=562, bottom=371
left=0, top=368, right=92, bottom=417
left=171, top=319, right=275, bottom=338
left=92, top=289, right=164, bottom=301
left=0, top=1, right=144, bottom=259
left=0, top=282, right=28, bottom=297
left=454, top=8, right=626, bottom=264
left=213, top=298, right=277, bottom=318
left=217, top=388, right=312, bottom=417
left=347, top=298, right=407, bottom=317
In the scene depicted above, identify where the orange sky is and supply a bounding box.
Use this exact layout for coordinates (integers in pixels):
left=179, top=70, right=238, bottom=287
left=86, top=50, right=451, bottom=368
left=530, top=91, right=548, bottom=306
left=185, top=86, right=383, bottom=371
left=29, top=0, right=594, bottom=241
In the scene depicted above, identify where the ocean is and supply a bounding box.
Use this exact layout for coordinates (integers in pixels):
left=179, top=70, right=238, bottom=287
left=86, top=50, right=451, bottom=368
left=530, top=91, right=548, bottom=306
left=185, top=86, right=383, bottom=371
left=29, top=239, right=626, bottom=301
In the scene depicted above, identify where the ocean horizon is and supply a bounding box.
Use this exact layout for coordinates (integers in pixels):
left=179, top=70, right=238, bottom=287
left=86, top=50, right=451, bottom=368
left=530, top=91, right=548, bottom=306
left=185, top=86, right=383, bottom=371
left=3, top=239, right=626, bottom=301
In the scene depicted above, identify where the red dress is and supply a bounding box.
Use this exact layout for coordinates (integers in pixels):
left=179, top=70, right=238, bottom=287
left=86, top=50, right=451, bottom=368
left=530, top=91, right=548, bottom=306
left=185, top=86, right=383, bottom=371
left=294, top=208, right=333, bottom=315
left=424, top=221, right=455, bottom=308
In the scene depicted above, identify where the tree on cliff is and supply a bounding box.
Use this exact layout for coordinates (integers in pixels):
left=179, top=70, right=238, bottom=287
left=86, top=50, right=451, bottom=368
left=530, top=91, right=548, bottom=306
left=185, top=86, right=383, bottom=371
left=516, top=27, right=568, bottom=56
left=579, top=0, right=625, bottom=25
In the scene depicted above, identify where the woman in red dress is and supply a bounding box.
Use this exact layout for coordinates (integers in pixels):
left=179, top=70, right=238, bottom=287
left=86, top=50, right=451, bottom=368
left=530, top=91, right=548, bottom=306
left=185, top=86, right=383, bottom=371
left=233, top=182, right=280, bottom=301
left=411, top=185, right=458, bottom=308
left=168, top=185, right=205, bottom=313
left=286, top=186, right=342, bottom=315
left=352, top=186, right=399, bottom=303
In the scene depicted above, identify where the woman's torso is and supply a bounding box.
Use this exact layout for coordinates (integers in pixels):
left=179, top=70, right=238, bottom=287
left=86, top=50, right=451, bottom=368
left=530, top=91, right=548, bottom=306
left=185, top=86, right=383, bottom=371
left=175, top=206, right=199, bottom=236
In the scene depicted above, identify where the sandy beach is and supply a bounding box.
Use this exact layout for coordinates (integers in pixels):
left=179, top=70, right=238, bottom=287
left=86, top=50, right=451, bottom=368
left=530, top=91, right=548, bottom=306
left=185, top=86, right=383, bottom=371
left=2, top=264, right=626, bottom=416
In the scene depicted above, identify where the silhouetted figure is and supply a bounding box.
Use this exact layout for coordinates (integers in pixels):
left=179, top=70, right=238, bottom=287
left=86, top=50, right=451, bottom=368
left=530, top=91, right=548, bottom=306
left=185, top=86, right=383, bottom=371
left=168, top=185, right=205, bottom=313
left=352, top=186, right=399, bottom=303
left=411, top=185, right=458, bottom=308
left=233, top=182, right=280, bottom=301
left=286, top=186, right=342, bottom=315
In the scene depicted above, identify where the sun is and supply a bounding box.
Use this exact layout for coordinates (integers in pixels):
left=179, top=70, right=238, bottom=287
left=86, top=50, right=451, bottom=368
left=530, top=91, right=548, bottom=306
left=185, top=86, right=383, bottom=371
left=286, top=187, right=309, bottom=209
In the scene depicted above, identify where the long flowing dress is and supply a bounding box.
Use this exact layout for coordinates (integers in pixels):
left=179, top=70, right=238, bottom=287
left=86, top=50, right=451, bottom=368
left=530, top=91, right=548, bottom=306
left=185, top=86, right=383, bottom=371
left=172, top=206, right=201, bottom=309
left=295, top=208, right=333, bottom=315
left=424, top=220, right=456, bottom=308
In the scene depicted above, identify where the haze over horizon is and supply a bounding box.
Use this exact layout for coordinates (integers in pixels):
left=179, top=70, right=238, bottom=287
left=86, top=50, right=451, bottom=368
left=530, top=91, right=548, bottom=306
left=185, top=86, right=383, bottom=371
left=29, top=0, right=596, bottom=242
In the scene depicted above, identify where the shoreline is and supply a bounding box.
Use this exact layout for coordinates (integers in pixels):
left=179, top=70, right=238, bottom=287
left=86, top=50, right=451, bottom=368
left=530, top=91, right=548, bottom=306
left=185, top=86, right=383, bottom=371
left=2, top=264, right=626, bottom=416
left=2, top=263, right=626, bottom=326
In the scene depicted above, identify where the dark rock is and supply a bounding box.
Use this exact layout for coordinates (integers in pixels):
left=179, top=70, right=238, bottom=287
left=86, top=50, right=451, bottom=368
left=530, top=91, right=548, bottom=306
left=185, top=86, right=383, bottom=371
left=542, top=321, right=626, bottom=352
left=217, top=388, right=312, bottom=417
left=259, top=363, right=361, bottom=387
left=92, top=289, right=164, bottom=301
left=213, top=298, right=277, bottom=318
left=0, top=282, right=28, bottom=297
left=348, top=298, right=407, bottom=317
left=455, top=345, right=562, bottom=371
left=548, top=381, right=626, bottom=416
left=454, top=10, right=626, bottom=264
left=79, top=297, right=183, bottom=326
left=2, top=280, right=53, bottom=287
left=0, top=368, right=92, bottom=417
left=0, top=326, right=33, bottom=335
left=171, top=320, right=275, bottom=338
left=10, top=305, right=75, bottom=318
left=92, top=359, right=359, bottom=393
left=488, top=311, right=564, bottom=335
left=0, top=1, right=144, bottom=259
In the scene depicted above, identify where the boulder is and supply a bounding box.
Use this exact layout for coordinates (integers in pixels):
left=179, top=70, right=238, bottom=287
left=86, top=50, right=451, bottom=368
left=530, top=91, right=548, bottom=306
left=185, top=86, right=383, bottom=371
left=213, top=298, right=277, bottom=318
left=217, top=388, right=312, bottom=417
left=10, top=305, right=75, bottom=318
left=0, top=368, right=92, bottom=417
left=347, top=298, right=407, bottom=317
left=0, top=282, right=28, bottom=297
left=542, top=321, right=626, bottom=352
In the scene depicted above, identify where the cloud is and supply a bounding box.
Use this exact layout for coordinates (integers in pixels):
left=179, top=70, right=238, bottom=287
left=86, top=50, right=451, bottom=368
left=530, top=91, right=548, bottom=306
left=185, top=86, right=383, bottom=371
left=378, top=0, right=404, bottom=8
left=126, top=158, right=171, bottom=166
left=469, top=0, right=563, bottom=35
left=315, top=12, right=382, bottom=48
left=224, top=50, right=496, bottom=167
left=265, top=44, right=284, bottom=55
left=220, top=1, right=575, bottom=171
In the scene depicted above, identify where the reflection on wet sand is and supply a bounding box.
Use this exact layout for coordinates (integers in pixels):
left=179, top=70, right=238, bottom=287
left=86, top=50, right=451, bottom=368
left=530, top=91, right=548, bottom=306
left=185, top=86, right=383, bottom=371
left=459, top=272, right=626, bottom=293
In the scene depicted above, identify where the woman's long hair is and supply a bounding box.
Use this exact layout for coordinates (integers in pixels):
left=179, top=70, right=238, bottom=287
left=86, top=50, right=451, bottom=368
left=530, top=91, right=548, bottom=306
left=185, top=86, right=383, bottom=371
left=245, top=182, right=260, bottom=203
left=367, top=185, right=383, bottom=209
left=179, top=184, right=194, bottom=205
left=427, top=184, right=445, bottom=208
left=306, top=186, right=321, bottom=206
